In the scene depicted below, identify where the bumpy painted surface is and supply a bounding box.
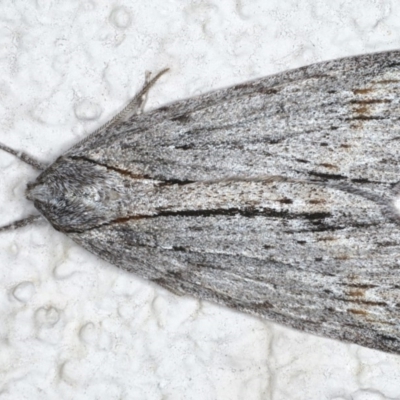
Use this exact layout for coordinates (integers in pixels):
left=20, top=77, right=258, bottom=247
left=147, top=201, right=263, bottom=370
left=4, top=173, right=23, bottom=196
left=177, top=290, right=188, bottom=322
left=27, top=51, right=400, bottom=354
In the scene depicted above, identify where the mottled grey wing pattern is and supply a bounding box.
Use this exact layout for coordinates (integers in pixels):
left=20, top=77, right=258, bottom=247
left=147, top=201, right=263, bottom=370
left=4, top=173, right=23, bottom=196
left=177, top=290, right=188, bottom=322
left=41, top=51, right=400, bottom=353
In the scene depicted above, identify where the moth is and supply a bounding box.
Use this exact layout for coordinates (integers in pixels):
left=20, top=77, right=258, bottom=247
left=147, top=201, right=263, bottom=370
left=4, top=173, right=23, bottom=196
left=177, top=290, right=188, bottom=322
left=2, top=50, right=400, bottom=355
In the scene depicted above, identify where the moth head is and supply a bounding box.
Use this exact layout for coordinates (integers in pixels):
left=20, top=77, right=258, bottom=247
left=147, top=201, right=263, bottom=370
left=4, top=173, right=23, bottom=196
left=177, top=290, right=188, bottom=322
left=25, top=158, right=120, bottom=232
left=26, top=181, right=53, bottom=203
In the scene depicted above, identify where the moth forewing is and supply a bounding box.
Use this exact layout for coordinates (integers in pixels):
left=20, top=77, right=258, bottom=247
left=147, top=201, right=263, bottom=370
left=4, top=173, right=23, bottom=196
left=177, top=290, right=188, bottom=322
left=2, top=51, right=400, bottom=354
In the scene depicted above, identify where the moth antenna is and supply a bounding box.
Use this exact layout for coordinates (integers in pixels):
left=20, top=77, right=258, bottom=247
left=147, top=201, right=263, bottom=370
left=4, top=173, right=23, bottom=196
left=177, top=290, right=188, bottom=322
left=0, top=215, right=42, bottom=233
left=0, top=143, right=46, bottom=171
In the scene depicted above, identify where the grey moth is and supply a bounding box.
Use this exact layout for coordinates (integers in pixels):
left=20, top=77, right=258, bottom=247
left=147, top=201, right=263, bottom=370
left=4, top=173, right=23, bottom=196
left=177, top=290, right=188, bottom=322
left=2, top=51, right=400, bottom=355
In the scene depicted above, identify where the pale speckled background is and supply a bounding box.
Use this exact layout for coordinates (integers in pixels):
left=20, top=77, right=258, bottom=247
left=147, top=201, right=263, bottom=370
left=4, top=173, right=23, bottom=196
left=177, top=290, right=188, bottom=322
left=0, top=1, right=400, bottom=399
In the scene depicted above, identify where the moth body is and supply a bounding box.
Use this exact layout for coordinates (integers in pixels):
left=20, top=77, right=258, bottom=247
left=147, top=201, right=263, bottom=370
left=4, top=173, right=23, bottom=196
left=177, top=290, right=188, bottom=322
left=3, top=51, right=400, bottom=354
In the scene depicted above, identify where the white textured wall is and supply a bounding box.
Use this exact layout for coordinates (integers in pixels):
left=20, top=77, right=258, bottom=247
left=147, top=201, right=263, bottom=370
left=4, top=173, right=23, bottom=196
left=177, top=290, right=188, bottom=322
left=1, top=1, right=400, bottom=399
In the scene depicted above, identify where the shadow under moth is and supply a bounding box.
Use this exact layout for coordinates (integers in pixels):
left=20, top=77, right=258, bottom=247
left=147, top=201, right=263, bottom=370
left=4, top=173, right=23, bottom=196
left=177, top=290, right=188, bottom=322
left=1, top=50, right=400, bottom=355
